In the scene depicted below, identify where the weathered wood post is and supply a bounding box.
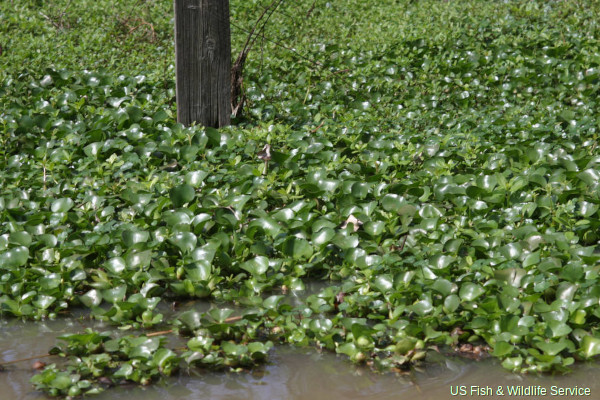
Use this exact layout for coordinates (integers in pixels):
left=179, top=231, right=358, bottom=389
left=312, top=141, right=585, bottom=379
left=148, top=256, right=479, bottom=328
left=174, top=0, right=231, bottom=127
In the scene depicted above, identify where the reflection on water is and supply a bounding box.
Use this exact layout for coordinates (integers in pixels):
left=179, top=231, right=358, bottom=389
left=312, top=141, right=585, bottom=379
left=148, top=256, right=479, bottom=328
left=0, top=316, right=106, bottom=400
left=3, top=309, right=600, bottom=399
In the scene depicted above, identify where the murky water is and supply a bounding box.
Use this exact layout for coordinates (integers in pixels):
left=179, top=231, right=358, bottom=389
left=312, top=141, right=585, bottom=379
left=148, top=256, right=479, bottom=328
left=3, top=314, right=600, bottom=400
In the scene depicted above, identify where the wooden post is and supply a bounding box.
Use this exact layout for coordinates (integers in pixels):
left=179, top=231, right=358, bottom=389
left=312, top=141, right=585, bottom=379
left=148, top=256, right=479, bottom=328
left=174, top=0, right=231, bottom=127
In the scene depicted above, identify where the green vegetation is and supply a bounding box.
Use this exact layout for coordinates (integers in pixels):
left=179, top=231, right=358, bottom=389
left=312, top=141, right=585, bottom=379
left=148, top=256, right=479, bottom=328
left=2, top=0, right=600, bottom=397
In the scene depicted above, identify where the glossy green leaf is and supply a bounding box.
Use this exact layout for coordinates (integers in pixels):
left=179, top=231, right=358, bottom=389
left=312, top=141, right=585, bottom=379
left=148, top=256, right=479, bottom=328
left=178, top=311, right=202, bottom=330
left=432, top=279, right=453, bottom=296
left=459, top=283, right=485, bottom=301
left=373, top=275, right=393, bottom=293
left=429, top=254, right=455, bottom=270
left=0, top=246, right=29, bottom=267
left=105, top=257, right=127, bottom=274
left=311, top=227, right=335, bottom=246
left=102, top=285, right=127, bottom=303
left=51, top=198, right=74, bottom=213
left=282, top=237, right=313, bottom=260
left=580, top=201, right=599, bottom=218
left=410, top=299, right=433, bottom=316
left=122, top=230, right=149, bottom=247
left=185, top=170, right=209, bottom=187
left=247, top=217, right=281, bottom=238
left=170, top=184, right=195, bottom=208
left=381, top=194, right=403, bottom=212
left=240, top=256, right=269, bottom=276
left=536, top=340, right=567, bottom=356
left=169, top=232, right=197, bottom=254
left=581, top=336, right=600, bottom=358
left=9, top=231, right=32, bottom=246
left=364, top=221, right=385, bottom=236
left=443, top=294, right=460, bottom=313
left=492, top=341, right=514, bottom=357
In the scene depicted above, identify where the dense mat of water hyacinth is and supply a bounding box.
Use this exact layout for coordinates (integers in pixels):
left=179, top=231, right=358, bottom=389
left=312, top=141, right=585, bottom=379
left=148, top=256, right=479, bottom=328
left=2, top=0, right=600, bottom=397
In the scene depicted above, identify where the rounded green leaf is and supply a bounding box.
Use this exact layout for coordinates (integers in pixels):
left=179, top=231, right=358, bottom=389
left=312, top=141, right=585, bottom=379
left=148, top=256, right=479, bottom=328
left=170, top=184, right=195, bottom=207
left=429, top=254, right=455, bottom=270
left=80, top=289, right=102, bottom=307
left=364, top=221, right=385, bottom=236
left=351, top=182, right=370, bottom=199
left=169, top=232, right=197, bottom=254
left=492, top=341, right=514, bottom=357
left=122, top=230, right=149, bottom=247
left=536, top=340, right=567, bottom=356
left=105, top=257, right=126, bottom=274
left=241, top=256, right=269, bottom=276
left=444, top=294, right=460, bottom=313
left=208, top=307, right=234, bottom=323
left=0, top=246, right=29, bottom=267
left=178, top=310, right=202, bottom=330
left=247, top=217, right=281, bottom=238
left=282, top=237, right=313, bottom=260
left=185, top=170, right=208, bottom=187
left=33, top=295, right=56, bottom=310
left=356, top=255, right=382, bottom=269
left=185, top=261, right=211, bottom=282
left=580, top=201, right=599, bottom=218
left=84, top=142, right=102, bottom=157
left=51, top=198, right=74, bottom=212
left=127, top=250, right=152, bottom=269
left=459, top=283, right=485, bottom=301
left=9, top=231, right=32, bottom=246
left=102, top=285, right=127, bottom=303
left=410, top=299, right=433, bottom=316
left=502, top=356, right=523, bottom=370
left=332, top=233, right=359, bottom=249
left=312, top=227, right=335, bottom=246
left=581, top=336, right=600, bottom=358
left=381, top=194, right=403, bottom=212
left=419, top=204, right=443, bottom=218
left=373, top=275, right=393, bottom=293
left=432, top=279, right=453, bottom=296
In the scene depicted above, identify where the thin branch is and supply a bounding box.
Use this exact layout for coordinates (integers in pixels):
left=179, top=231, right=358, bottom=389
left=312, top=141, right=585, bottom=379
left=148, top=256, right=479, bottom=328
left=146, top=329, right=173, bottom=337
left=230, top=22, right=322, bottom=69
left=0, top=353, right=52, bottom=367
left=306, top=0, right=317, bottom=18
left=145, top=316, right=244, bottom=338
left=231, top=0, right=286, bottom=116
left=310, top=121, right=325, bottom=133
left=399, top=234, right=408, bottom=252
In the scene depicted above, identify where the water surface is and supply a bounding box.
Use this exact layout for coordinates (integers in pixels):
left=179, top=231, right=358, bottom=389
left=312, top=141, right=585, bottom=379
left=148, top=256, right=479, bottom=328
left=2, top=312, right=600, bottom=400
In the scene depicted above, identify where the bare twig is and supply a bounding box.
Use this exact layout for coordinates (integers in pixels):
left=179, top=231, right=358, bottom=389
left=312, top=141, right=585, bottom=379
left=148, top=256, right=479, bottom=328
left=310, top=121, right=325, bottom=133
left=145, top=316, right=244, bottom=338
left=146, top=329, right=173, bottom=337
left=0, top=353, right=52, bottom=367
left=306, top=0, right=317, bottom=18
left=333, top=68, right=351, bottom=75
left=39, top=0, right=73, bottom=30
left=42, top=163, right=47, bottom=191
left=116, top=16, right=157, bottom=42
left=225, top=315, right=243, bottom=323
left=231, top=0, right=285, bottom=117
left=399, top=234, right=408, bottom=252
left=230, top=22, right=323, bottom=70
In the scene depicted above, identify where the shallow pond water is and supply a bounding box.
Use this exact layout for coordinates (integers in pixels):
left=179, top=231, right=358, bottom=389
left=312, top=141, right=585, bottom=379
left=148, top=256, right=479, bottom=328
left=3, top=315, right=600, bottom=400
